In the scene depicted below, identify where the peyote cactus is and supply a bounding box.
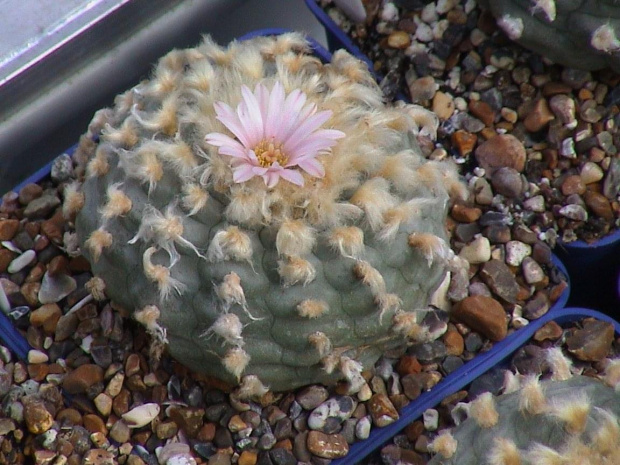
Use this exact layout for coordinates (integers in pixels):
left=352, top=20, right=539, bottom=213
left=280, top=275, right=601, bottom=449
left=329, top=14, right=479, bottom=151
left=66, top=33, right=466, bottom=393
left=478, top=0, right=620, bottom=72
left=428, top=349, right=620, bottom=464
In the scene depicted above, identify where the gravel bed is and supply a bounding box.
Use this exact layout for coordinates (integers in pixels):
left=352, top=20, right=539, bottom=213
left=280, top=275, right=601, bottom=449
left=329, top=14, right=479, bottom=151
left=317, top=0, right=620, bottom=245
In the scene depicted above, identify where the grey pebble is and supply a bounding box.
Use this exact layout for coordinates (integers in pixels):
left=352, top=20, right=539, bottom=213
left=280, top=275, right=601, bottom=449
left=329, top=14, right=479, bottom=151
left=7, top=250, right=36, bottom=274
left=51, top=154, right=74, bottom=183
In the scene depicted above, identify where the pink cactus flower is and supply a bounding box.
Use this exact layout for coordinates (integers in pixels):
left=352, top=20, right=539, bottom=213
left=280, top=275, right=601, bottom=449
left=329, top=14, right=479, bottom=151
left=205, top=81, right=344, bottom=188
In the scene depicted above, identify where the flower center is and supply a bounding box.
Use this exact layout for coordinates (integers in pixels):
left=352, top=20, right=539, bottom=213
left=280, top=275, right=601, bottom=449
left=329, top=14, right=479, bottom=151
left=254, top=139, right=288, bottom=168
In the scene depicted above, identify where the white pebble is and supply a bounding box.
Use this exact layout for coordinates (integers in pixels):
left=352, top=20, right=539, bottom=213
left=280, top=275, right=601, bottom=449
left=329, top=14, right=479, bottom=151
left=380, top=2, right=399, bottom=22
left=512, top=317, right=529, bottom=329
left=7, top=250, right=36, bottom=274
left=454, top=97, right=468, bottom=111
left=433, top=19, right=450, bottom=40
left=423, top=408, right=439, bottom=431
left=436, top=0, right=459, bottom=14
left=416, top=23, right=434, bottom=42
left=523, top=195, right=546, bottom=212
left=458, top=236, right=491, bottom=264
left=1, top=241, right=22, bottom=254
left=28, top=350, right=49, bottom=364
left=81, top=335, right=93, bottom=354
left=505, top=241, right=532, bottom=266
left=121, top=403, right=160, bottom=428
left=560, top=137, right=576, bottom=158
left=355, top=416, right=371, bottom=440
left=559, top=204, right=588, bottom=221
left=421, top=3, right=438, bottom=23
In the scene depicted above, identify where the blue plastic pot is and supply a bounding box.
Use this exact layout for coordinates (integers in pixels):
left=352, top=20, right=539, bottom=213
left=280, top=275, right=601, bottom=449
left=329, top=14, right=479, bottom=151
left=335, top=306, right=618, bottom=464
left=555, top=231, right=620, bottom=314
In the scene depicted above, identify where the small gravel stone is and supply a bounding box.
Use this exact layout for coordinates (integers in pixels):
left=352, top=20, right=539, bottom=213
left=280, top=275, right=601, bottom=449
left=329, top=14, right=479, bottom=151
left=566, top=319, right=615, bottom=362
left=23, top=399, right=54, bottom=434
left=367, top=394, right=399, bottom=427
left=7, top=250, right=36, bottom=274
left=296, top=385, right=329, bottom=411
left=451, top=295, right=507, bottom=341
left=306, top=431, right=349, bottom=459
left=491, top=167, right=524, bottom=198
left=62, top=364, right=104, bottom=394
left=458, top=235, right=490, bottom=264
left=521, top=257, right=545, bottom=284
left=38, top=271, right=77, bottom=304
left=51, top=153, right=74, bottom=183
left=475, top=134, right=526, bottom=174
left=479, top=259, right=520, bottom=304
left=505, top=241, right=531, bottom=266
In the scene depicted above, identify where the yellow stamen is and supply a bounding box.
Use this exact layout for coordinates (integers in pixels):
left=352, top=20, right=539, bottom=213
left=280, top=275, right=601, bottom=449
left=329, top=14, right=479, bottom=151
left=254, top=139, right=288, bottom=167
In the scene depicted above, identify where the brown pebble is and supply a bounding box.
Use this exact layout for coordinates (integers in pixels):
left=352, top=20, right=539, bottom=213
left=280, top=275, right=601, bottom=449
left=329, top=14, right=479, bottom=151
left=23, top=399, right=54, bottom=434
left=109, top=420, right=132, bottom=443
left=112, top=389, right=131, bottom=417
left=408, top=76, right=437, bottom=103
left=523, top=98, right=555, bottom=132
left=82, top=449, right=115, bottom=465
left=533, top=321, right=563, bottom=342
left=475, top=134, right=526, bottom=174
left=47, top=255, right=69, bottom=277
left=0, top=219, right=20, bottom=241
left=396, top=356, right=422, bottom=376
left=238, top=450, right=258, bottom=465
left=54, top=312, right=79, bottom=342
left=433, top=91, right=455, bottom=120
left=584, top=190, right=614, bottom=221
left=451, top=130, right=477, bottom=156
left=387, top=30, right=411, bottom=49
left=561, top=175, right=586, bottom=195
left=30, top=303, right=62, bottom=334
left=451, top=204, right=482, bottom=223
left=307, top=431, right=349, bottom=459
left=451, top=295, right=508, bottom=341
left=62, top=364, right=104, bottom=394
left=368, top=394, right=400, bottom=427
left=18, top=183, right=43, bottom=205
left=468, top=100, right=496, bottom=126
left=20, top=282, right=41, bottom=307
left=566, top=319, right=615, bottom=362
left=83, top=414, right=107, bottom=435
left=168, top=407, right=205, bottom=438
left=443, top=328, right=464, bottom=356
left=27, top=364, right=49, bottom=382
left=479, top=259, right=520, bottom=304
left=56, top=408, right=83, bottom=426
left=0, top=249, right=16, bottom=273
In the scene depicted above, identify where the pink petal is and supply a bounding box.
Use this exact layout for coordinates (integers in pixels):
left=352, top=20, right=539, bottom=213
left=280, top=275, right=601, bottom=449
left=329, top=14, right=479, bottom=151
left=205, top=133, right=248, bottom=158
left=237, top=85, right=265, bottom=146
left=296, top=157, right=325, bottom=178
left=278, top=168, right=305, bottom=186
left=262, top=171, right=281, bottom=188
left=264, top=82, right=286, bottom=139
left=232, top=163, right=259, bottom=183
left=212, top=102, right=252, bottom=148
left=282, top=110, right=334, bottom=153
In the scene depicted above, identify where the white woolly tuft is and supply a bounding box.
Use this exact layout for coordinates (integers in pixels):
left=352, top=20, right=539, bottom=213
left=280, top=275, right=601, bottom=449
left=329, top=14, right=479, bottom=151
left=428, top=430, right=458, bottom=458
left=214, top=272, right=259, bottom=320
left=308, top=331, right=332, bottom=358
left=134, top=305, right=168, bottom=344
left=379, top=198, right=439, bottom=242
left=223, top=347, right=250, bottom=381
left=276, top=220, right=316, bottom=257
left=525, top=444, right=563, bottom=465
left=182, top=183, right=209, bottom=215
left=487, top=437, right=522, bottom=465
left=591, top=23, right=620, bottom=53
left=151, top=138, right=197, bottom=177
left=548, top=391, right=591, bottom=434
left=340, top=356, right=365, bottom=392
left=497, top=15, right=524, bottom=40
left=86, top=146, right=110, bottom=178
left=546, top=347, right=573, bottom=381
left=470, top=392, right=499, bottom=428
left=129, top=204, right=204, bottom=267
left=85, top=228, right=113, bottom=262
left=277, top=255, right=316, bottom=287
left=142, top=247, right=186, bottom=301
left=327, top=226, right=365, bottom=259
left=518, top=375, right=547, bottom=415
left=353, top=261, right=386, bottom=297
left=502, top=370, right=522, bottom=394
left=118, top=145, right=163, bottom=193
left=297, top=300, right=329, bottom=318
left=236, top=375, right=269, bottom=400
left=376, top=293, right=402, bottom=324
left=201, top=313, right=244, bottom=346
left=408, top=233, right=451, bottom=267
left=403, top=104, right=439, bottom=139
left=603, top=358, right=620, bottom=390
left=591, top=407, right=620, bottom=454
left=101, top=119, right=138, bottom=148
left=100, top=183, right=132, bottom=220
left=530, top=0, right=556, bottom=22
left=85, top=277, right=106, bottom=301
left=392, top=311, right=429, bottom=341
left=350, top=178, right=398, bottom=232
left=207, top=226, right=253, bottom=264
left=62, top=182, right=85, bottom=219
left=131, top=96, right=178, bottom=136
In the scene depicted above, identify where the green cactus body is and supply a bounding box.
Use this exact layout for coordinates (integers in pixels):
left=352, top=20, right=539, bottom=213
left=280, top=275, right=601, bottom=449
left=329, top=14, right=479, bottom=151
left=478, top=0, right=620, bottom=71
left=68, top=33, right=465, bottom=393
left=428, top=354, right=620, bottom=464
